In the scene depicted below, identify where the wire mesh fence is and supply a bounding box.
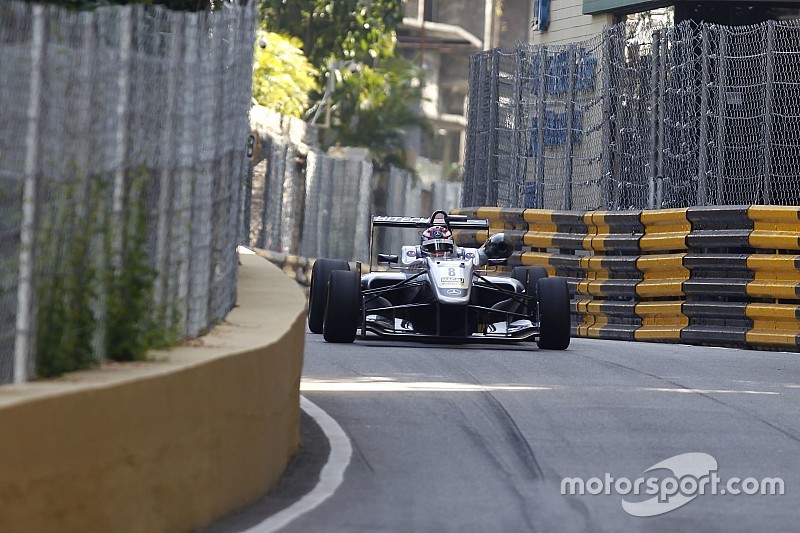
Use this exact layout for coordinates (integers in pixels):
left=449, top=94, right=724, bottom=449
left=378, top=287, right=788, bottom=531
left=245, top=143, right=463, bottom=266
left=244, top=106, right=462, bottom=268
left=0, top=1, right=256, bottom=383
left=464, top=18, right=800, bottom=209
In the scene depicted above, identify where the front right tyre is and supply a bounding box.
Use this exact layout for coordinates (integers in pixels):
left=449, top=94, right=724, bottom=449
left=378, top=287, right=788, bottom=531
left=512, top=266, right=549, bottom=316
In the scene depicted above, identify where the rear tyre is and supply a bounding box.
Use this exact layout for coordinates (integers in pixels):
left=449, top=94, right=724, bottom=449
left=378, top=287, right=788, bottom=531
left=512, top=266, right=548, bottom=315
left=536, top=277, right=571, bottom=350
left=323, top=270, right=361, bottom=343
left=308, top=259, right=349, bottom=333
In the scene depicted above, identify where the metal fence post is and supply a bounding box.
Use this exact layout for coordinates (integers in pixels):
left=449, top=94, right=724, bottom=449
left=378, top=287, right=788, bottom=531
left=697, top=24, right=710, bottom=206
left=716, top=29, right=728, bottom=205
left=536, top=46, right=547, bottom=209
left=601, top=30, right=614, bottom=210
left=112, top=6, right=132, bottom=274
left=300, top=150, right=321, bottom=258
left=174, top=14, right=198, bottom=336
left=155, top=12, right=181, bottom=313
left=763, top=20, right=775, bottom=204
left=564, top=44, right=577, bottom=210
left=76, top=12, right=95, bottom=215
left=509, top=47, right=523, bottom=208
left=279, top=144, right=301, bottom=255
left=657, top=31, right=666, bottom=209
left=354, top=161, right=373, bottom=262
left=189, top=11, right=215, bottom=334
left=486, top=48, right=500, bottom=206
left=317, top=157, right=334, bottom=258
left=462, top=54, right=478, bottom=207
left=14, top=4, right=45, bottom=383
left=648, top=32, right=661, bottom=210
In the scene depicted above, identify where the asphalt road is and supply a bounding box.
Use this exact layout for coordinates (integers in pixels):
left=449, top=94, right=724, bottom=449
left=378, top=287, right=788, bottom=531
left=209, top=333, right=800, bottom=532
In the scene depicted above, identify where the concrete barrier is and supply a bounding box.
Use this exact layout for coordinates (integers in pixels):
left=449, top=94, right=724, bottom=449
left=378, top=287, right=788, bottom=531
left=0, top=252, right=306, bottom=532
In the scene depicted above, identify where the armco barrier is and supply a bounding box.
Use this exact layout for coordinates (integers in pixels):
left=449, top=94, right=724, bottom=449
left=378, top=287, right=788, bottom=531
left=454, top=205, right=800, bottom=350
left=256, top=249, right=364, bottom=287
left=0, top=252, right=306, bottom=532
left=258, top=249, right=316, bottom=285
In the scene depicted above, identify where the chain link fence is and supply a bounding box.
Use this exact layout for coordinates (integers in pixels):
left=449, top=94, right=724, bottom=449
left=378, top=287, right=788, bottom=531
left=464, top=18, right=800, bottom=209
left=245, top=106, right=461, bottom=265
left=0, top=1, right=256, bottom=383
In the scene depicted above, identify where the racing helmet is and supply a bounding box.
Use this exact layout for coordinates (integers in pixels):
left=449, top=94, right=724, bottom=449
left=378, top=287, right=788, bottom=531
left=420, top=226, right=455, bottom=257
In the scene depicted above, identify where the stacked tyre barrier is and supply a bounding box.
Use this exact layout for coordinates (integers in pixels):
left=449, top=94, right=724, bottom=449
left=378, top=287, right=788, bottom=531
left=453, top=206, right=800, bottom=350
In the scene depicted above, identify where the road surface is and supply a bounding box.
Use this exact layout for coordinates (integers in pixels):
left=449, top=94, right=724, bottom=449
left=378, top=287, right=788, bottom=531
left=208, top=334, right=800, bottom=532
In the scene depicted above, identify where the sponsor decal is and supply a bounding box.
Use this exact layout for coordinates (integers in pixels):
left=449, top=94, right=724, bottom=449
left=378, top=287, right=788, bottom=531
left=440, top=277, right=465, bottom=284
left=446, top=289, right=463, bottom=295
left=373, top=216, right=429, bottom=223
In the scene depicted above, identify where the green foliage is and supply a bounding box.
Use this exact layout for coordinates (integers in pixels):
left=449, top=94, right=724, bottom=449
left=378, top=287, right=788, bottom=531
left=446, top=163, right=464, bottom=182
left=325, top=58, right=432, bottom=171
left=258, top=0, right=403, bottom=72
left=35, top=180, right=103, bottom=378
left=252, top=30, right=318, bottom=118
left=35, top=169, right=179, bottom=378
left=258, top=0, right=428, bottom=171
left=105, top=169, right=178, bottom=361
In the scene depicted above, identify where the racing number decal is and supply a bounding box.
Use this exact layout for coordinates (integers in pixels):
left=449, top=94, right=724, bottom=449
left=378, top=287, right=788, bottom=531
left=440, top=266, right=466, bottom=287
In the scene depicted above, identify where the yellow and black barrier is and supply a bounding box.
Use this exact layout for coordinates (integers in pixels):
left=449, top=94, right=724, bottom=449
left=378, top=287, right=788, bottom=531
left=454, top=205, right=800, bottom=350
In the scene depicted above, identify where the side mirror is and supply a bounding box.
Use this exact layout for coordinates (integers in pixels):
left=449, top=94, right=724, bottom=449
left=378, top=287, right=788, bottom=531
left=377, top=253, right=399, bottom=264
left=480, top=232, right=513, bottom=259
left=487, top=258, right=507, bottom=266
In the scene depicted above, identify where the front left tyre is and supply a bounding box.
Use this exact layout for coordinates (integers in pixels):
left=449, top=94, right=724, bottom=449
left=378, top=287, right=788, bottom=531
left=536, top=277, right=571, bottom=350
left=308, top=258, right=350, bottom=334
left=323, top=270, right=361, bottom=343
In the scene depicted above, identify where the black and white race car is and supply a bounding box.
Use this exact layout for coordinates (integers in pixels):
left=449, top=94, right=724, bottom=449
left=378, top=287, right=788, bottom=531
left=307, top=210, right=571, bottom=349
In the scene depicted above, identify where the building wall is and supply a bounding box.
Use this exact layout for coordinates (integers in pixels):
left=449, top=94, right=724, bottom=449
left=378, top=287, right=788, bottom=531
left=437, top=0, right=488, bottom=43
left=498, top=0, right=534, bottom=49
left=531, top=0, right=613, bottom=45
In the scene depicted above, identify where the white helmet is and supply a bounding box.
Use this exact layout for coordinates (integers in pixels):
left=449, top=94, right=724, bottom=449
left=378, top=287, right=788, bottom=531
left=420, top=226, right=454, bottom=257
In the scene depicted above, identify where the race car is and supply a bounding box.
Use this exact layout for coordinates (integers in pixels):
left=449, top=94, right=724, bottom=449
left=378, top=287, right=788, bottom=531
left=307, top=210, right=571, bottom=349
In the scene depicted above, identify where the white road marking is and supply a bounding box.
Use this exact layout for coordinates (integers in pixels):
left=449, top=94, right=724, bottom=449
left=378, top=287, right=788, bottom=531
left=245, top=396, right=352, bottom=532
left=302, top=379, right=551, bottom=392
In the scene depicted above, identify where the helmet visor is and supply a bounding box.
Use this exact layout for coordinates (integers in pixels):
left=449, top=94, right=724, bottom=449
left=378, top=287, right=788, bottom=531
left=422, top=239, right=454, bottom=255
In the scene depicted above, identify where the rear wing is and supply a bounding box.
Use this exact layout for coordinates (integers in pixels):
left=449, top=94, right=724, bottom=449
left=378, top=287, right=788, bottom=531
left=371, top=215, right=489, bottom=230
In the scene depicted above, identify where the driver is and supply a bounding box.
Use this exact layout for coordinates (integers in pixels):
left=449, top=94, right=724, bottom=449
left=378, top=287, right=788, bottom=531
left=420, top=225, right=456, bottom=258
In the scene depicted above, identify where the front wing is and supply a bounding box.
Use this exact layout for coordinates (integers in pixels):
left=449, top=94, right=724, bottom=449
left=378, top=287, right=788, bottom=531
left=360, top=281, right=540, bottom=343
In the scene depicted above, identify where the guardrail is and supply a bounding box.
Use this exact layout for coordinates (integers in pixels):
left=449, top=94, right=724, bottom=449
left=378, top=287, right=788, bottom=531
left=255, top=249, right=368, bottom=286
left=453, top=205, right=800, bottom=350
left=256, top=249, right=315, bottom=286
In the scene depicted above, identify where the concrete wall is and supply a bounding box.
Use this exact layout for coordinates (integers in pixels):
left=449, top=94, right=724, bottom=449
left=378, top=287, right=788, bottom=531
left=0, top=252, right=306, bottom=532
left=532, top=0, right=613, bottom=45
